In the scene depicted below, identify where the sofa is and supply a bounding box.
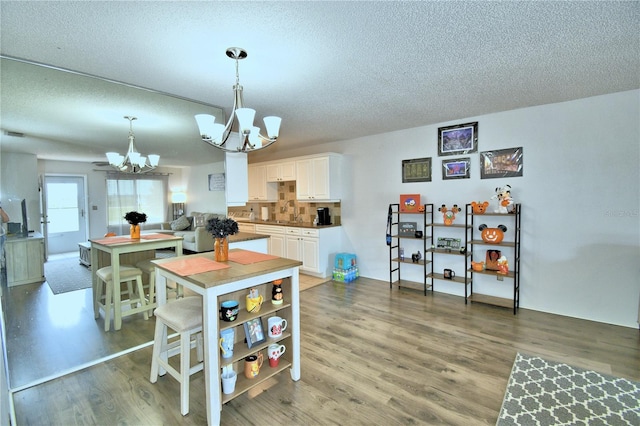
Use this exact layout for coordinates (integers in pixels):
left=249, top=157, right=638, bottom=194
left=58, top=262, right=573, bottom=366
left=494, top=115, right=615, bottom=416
left=163, top=212, right=223, bottom=253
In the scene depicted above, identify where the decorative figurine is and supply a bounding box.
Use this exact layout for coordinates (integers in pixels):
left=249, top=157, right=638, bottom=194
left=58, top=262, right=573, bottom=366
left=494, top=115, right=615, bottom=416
left=492, top=185, right=514, bottom=214
left=438, top=204, right=461, bottom=225
left=271, top=279, right=284, bottom=305
left=470, top=201, right=489, bottom=214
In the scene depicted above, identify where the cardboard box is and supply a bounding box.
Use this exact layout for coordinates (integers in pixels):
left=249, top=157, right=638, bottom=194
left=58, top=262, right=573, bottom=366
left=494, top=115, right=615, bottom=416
left=399, top=194, right=421, bottom=212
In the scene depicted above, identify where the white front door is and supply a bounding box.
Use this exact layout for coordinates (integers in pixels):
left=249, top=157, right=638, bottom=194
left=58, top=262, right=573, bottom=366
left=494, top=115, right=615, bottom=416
left=44, top=175, right=87, bottom=254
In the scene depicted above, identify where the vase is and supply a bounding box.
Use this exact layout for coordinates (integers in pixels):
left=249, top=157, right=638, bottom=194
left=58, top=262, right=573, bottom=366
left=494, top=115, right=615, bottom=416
left=214, top=237, right=229, bottom=262
left=130, top=224, right=141, bottom=239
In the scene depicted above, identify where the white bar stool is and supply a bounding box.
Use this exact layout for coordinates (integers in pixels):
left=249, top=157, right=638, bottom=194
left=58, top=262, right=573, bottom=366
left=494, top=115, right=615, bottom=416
left=95, top=264, right=148, bottom=331
left=149, top=296, right=204, bottom=416
left=136, top=259, right=183, bottom=316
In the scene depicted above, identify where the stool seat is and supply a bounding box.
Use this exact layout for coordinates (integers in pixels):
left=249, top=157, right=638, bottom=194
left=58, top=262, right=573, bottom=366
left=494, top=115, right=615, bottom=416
left=150, top=296, right=204, bottom=416
left=154, top=296, right=202, bottom=331
left=97, top=265, right=143, bottom=281
left=93, top=264, right=148, bottom=331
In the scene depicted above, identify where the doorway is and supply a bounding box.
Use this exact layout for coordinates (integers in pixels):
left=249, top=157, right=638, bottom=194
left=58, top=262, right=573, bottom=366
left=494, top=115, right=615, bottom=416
left=44, top=175, right=88, bottom=255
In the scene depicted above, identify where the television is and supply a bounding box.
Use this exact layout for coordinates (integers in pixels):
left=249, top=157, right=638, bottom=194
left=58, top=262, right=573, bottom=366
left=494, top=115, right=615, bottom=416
left=21, top=198, right=28, bottom=236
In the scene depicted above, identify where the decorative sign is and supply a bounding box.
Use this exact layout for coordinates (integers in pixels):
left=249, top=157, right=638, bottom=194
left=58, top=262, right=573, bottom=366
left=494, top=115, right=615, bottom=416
left=208, top=173, right=225, bottom=191
left=398, top=222, right=417, bottom=236
left=402, top=157, right=432, bottom=183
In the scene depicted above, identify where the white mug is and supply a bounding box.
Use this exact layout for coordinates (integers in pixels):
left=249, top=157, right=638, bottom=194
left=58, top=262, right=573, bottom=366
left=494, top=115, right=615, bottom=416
left=267, top=316, right=288, bottom=338
left=267, top=344, right=286, bottom=360
left=221, top=370, right=237, bottom=395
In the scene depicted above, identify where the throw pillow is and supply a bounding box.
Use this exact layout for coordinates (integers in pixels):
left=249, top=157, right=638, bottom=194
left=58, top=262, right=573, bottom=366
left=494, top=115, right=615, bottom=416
left=170, top=215, right=191, bottom=231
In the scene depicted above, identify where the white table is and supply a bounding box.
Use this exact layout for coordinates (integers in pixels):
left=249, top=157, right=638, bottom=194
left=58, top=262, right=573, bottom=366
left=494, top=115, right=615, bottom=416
left=90, top=233, right=183, bottom=330
left=153, top=250, right=301, bottom=425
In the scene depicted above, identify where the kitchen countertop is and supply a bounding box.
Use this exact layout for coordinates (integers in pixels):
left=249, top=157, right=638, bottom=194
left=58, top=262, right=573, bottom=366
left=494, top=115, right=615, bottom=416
left=243, top=221, right=341, bottom=229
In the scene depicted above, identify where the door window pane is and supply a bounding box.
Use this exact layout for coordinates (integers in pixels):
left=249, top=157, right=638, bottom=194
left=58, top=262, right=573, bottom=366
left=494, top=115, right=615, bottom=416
left=47, top=183, right=79, bottom=233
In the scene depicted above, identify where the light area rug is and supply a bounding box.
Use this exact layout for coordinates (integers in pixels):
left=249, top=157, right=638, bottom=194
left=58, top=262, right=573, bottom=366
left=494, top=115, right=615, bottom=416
left=497, top=353, right=640, bottom=426
left=45, top=249, right=176, bottom=294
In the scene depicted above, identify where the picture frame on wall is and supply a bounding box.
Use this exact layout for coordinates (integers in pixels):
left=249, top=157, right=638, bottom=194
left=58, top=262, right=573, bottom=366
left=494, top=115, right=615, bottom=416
left=402, top=157, right=432, bottom=183
left=442, top=157, right=471, bottom=180
left=438, top=122, right=478, bottom=156
left=480, top=147, right=523, bottom=179
left=243, top=317, right=267, bottom=349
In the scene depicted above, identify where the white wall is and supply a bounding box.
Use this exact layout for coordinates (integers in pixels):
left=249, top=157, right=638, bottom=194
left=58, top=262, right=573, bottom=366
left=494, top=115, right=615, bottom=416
left=254, top=90, right=640, bottom=328
left=183, top=161, right=227, bottom=215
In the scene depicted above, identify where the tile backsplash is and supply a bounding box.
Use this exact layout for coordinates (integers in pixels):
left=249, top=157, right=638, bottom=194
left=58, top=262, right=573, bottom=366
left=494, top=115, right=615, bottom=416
left=228, top=181, right=341, bottom=225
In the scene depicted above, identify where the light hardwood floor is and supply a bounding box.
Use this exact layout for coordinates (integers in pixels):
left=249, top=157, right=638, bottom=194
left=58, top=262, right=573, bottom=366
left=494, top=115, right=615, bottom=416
left=7, top=277, right=640, bottom=425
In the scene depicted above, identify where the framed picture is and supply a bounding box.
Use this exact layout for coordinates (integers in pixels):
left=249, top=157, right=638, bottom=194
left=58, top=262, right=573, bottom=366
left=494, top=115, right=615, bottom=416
left=398, top=222, right=417, bottom=236
left=442, top=157, right=470, bottom=180
left=438, top=122, right=478, bottom=156
left=402, top=157, right=432, bottom=183
left=243, top=317, right=267, bottom=349
left=486, top=249, right=502, bottom=271
left=480, top=147, right=523, bottom=179
left=208, top=173, right=225, bottom=191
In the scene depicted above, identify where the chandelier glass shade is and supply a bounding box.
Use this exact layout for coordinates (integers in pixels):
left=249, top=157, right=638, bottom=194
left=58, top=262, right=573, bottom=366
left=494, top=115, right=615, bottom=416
left=106, top=116, right=159, bottom=173
left=195, top=47, right=282, bottom=153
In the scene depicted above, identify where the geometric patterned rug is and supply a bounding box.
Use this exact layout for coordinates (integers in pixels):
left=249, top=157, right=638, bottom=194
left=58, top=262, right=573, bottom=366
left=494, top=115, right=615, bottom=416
left=497, top=353, right=640, bottom=426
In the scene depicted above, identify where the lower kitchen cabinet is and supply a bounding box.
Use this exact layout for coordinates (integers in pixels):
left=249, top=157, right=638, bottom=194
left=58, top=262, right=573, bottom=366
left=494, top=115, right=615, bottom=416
left=5, top=232, right=45, bottom=286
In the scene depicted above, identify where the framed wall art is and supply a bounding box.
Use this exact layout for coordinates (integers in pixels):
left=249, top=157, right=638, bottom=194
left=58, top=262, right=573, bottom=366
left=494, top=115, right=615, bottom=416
left=244, top=317, right=267, bottom=349
left=438, top=122, right=478, bottom=156
left=402, top=157, right=432, bottom=183
left=480, top=147, right=523, bottom=179
left=442, top=157, right=471, bottom=180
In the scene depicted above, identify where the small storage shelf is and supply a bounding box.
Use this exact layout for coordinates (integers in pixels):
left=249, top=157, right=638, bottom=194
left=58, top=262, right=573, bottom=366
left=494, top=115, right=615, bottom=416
left=217, top=278, right=295, bottom=404
left=388, top=203, right=433, bottom=295
left=467, top=203, right=521, bottom=314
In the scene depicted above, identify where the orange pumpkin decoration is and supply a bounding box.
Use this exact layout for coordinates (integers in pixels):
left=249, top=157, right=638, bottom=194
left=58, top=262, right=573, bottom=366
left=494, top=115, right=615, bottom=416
left=471, top=201, right=489, bottom=214
left=479, top=224, right=507, bottom=244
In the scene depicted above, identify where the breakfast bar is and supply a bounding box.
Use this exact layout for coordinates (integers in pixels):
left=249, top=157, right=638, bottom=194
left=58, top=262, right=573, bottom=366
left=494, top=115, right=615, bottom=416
left=153, top=249, right=302, bottom=426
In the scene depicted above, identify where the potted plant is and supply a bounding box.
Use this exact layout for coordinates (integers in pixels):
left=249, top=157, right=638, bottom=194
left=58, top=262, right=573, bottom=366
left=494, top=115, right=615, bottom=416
left=124, top=211, right=147, bottom=239
left=205, top=217, right=239, bottom=261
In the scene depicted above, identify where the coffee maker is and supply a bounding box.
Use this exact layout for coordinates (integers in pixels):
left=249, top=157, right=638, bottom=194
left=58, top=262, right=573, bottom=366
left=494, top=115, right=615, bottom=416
left=317, top=208, right=331, bottom=226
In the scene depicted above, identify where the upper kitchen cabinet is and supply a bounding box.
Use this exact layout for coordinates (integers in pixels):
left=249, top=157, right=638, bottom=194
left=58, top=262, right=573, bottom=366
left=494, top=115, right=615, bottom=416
left=248, top=164, right=277, bottom=201
left=296, top=153, right=342, bottom=202
left=266, top=161, right=296, bottom=182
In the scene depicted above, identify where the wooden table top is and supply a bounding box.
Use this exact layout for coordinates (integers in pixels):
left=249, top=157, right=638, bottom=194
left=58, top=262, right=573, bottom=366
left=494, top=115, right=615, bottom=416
left=153, top=249, right=301, bottom=289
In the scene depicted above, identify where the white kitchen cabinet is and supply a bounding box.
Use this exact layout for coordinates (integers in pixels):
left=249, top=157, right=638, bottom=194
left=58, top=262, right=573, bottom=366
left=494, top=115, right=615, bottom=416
left=285, top=228, right=320, bottom=274
left=225, top=152, right=249, bottom=206
left=248, top=164, right=277, bottom=201
left=266, top=161, right=296, bottom=182
left=237, top=223, right=256, bottom=233
left=255, top=224, right=286, bottom=257
left=295, top=154, right=342, bottom=201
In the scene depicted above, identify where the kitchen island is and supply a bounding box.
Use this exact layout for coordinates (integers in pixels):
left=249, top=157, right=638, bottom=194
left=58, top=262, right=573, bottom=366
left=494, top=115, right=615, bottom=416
left=153, top=250, right=301, bottom=426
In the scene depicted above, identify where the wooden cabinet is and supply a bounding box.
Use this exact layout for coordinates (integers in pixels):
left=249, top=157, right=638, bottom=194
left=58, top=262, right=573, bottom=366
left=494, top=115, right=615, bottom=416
left=468, top=203, right=521, bottom=314
left=285, top=228, right=319, bottom=274
left=266, top=161, right=296, bottom=182
left=255, top=225, right=286, bottom=257
left=237, top=223, right=256, bottom=234
left=5, top=233, right=45, bottom=286
left=295, top=154, right=342, bottom=201
left=248, top=165, right=277, bottom=201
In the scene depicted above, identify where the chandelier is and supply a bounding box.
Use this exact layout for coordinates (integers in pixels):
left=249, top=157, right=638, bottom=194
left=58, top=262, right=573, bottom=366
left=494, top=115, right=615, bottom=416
left=195, top=47, right=282, bottom=153
left=106, top=116, right=160, bottom=173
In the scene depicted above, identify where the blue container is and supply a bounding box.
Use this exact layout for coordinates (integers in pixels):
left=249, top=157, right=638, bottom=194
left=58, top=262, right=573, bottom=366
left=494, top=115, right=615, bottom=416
left=334, top=253, right=357, bottom=270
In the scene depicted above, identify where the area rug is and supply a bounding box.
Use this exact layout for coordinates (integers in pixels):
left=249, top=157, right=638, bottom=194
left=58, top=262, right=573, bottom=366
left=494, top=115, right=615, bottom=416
left=45, top=249, right=176, bottom=294
left=497, top=353, right=640, bottom=426
left=45, top=257, right=92, bottom=294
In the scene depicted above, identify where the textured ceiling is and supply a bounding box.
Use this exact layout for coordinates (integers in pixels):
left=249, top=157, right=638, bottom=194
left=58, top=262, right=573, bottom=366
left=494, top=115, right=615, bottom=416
left=1, top=1, right=638, bottom=167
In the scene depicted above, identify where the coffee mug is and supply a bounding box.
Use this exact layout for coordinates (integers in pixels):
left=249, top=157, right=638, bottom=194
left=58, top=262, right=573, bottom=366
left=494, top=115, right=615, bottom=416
left=219, top=328, right=234, bottom=359
left=219, top=300, right=239, bottom=322
left=444, top=268, right=455, bottom=279
left=244, top=353, right=264, bottom=379
left=268, top=344, right=286, bottom=368
left=246, top=294, right=264, bottom=313
left=221, top=370, right=237, bottom=394
left=267, top=316, right=288, bottom=339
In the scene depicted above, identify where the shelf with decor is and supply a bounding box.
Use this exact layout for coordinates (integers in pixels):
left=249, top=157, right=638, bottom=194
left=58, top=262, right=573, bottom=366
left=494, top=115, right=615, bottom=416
left=467, top=203, right=521, bottom=314
left=388, top=202, right=433, bottom=295
left=426, top=204, right=472, bottom=299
